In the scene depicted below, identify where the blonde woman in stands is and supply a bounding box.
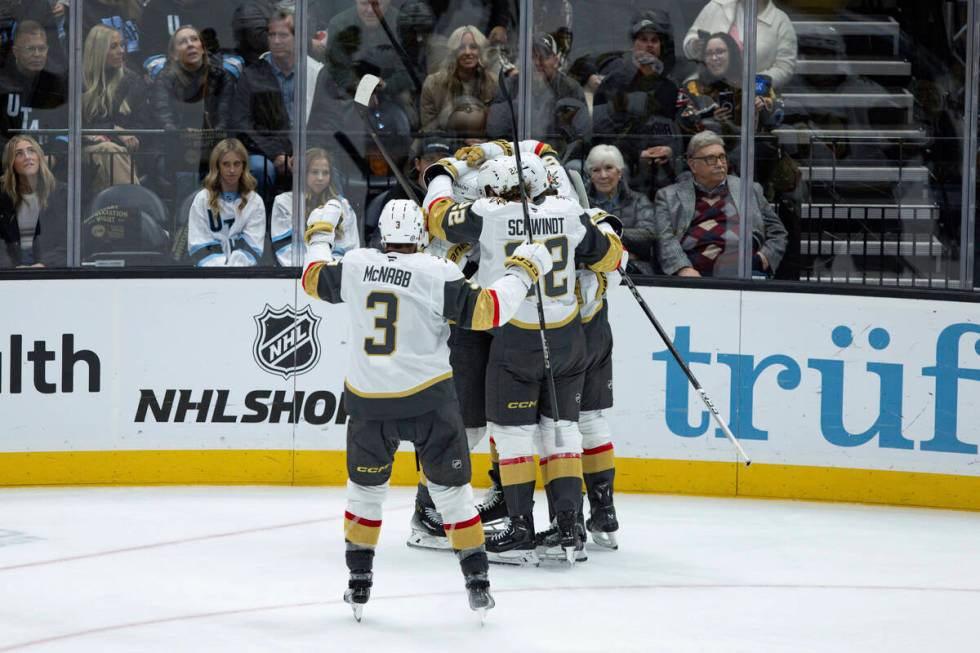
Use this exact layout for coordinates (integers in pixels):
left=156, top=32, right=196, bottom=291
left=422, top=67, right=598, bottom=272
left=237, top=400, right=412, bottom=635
left=187, top=138, right=265, bottom=267
left=270, top=147, right=360, bottom=266
left=81, top=24, right=147, bottom=191
left=420, top=25, right=498, bottom=142
left=0, top=136, right=66, bottom=268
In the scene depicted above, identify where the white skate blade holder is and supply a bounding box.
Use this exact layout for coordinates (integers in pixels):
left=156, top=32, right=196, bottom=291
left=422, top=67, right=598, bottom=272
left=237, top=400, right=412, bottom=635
left=590, top=529, right=618, bottom=550
left=351, top=603, right=364, bottom=622
left=406, top=530, right=453, bottom=551
left=487, top=549, right=539, bottom=567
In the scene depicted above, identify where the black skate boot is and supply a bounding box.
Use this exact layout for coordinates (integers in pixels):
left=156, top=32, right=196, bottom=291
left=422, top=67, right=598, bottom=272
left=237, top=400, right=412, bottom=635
left=484, top=513, right=538, bottom=566
left=476, top=469, right=507, bottom=525
left=406, top=495, right=451, bottom=551
left=459, top=550, right=495, bottom=623
left=535, top=512, right=587, bottom=563
left=586, top=480, right=619, bottom=550
left=343, top=570, right=372, bottom=622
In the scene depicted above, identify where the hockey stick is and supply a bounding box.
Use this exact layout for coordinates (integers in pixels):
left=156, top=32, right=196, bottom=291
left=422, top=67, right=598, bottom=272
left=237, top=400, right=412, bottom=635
left=619, top=272, right=752, bottom=466
left=368, top=0, right=424, bottom=95
left=353, top=74, right=421, bottom=206
left=496, top=67, right=564, bottom=446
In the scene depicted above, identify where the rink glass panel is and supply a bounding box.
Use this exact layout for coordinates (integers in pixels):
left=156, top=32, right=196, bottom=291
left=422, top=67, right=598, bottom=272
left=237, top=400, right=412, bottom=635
left=0, top=0, right=978, bottom=294
left=751, top=0, right=970, bottom=289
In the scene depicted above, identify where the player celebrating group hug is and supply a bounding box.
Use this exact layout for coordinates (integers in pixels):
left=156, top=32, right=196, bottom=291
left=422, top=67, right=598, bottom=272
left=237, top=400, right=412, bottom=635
left=302, top=136, right=625, bottom=623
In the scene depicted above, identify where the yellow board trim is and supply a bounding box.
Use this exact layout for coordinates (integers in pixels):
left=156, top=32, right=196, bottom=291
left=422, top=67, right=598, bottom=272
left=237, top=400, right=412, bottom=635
left=2, top=451, right=979, bottom=512
left=344, top=371, right=452, bottom=399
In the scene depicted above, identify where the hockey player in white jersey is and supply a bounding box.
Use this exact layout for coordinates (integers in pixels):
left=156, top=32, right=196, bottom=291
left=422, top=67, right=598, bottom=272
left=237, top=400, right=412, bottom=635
left=424, top=154, right=623, bottom=565
left=536, top=208, right=626, bottom=559
left=302, top=198, right=552, bottom=619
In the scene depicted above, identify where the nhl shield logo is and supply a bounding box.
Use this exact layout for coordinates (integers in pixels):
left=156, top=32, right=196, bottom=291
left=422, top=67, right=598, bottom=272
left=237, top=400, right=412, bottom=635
left=253, top=304, right=322, bottom=378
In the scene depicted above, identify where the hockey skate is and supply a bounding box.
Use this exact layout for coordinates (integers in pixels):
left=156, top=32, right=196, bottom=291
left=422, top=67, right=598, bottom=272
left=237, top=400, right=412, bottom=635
left=406, top=500, right=452, bottom=551
left=343, top=571, right=373, bottom=622
left=484, top=514, right=539, bottom=566
left=476, top=469, right=507, bottom=525
left=586, top=481, right=619, bottom=550
left=464, top=572, right=496, bottom=623
left=535, top=512, right=587, bottom=564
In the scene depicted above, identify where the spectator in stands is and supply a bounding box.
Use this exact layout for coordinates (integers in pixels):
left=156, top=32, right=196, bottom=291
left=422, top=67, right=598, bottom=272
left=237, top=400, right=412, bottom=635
left=487, top=33, right=589, bottom=159
left=420, top=25, right=498, bottom=143
left=592, top=11, right=682, bottom=199
left=0, top=20, right=67, bottom=168
left=584, top=144, right=659, bottom=275
left=365, top=135, right=451, bottom=244
left=187, top=138, right=265, bottom=267
left=325, top=0, right=408, bottom=100
left=232, top=0, right=275, bottom=67
left=0, top=135, right=66, bottom=268
left=233, top=6, right=298, bottom=196
left=397, top=1, right=441, bottom=81
left=0, top=2, right=67, bottom=75
left=82, top=24, right=148, bottom=192
left=141, top=0, right=227, bottom=60
left=270, top=147, right=359, bottom=266
left=151, top=25, right=234, bottom=196
left=678, top=32, right=783, bottom=135
left=683, top=0, right=797, bottom=90
left=653, top=130, right=786, bottom=278
left=82, top=0, right=144, bottom=65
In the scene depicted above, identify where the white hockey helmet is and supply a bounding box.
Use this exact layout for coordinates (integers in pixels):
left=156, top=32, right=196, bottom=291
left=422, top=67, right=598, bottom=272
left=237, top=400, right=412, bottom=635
left=453, top=169, right=483, bottom=201
left=478, top=155, right=527, bottom=198
left=378, top=199, right=425, bottom=248
left=522, top=153, right=549, bottom=199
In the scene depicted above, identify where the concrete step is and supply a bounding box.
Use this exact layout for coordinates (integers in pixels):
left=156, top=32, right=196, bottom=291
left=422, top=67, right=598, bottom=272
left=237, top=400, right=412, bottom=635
left=772, top=127, right=927, bottom=145
left=802, top=203, right=938, bottom=221
left=795, top=59, right=911, bottom=77
left=802, top=237, right=945, bottom=257
left=793, top=18, right=900, bottom=54
left=782, top=90, right=914, bottom=123
left=800, top=165, right=930, bottom=183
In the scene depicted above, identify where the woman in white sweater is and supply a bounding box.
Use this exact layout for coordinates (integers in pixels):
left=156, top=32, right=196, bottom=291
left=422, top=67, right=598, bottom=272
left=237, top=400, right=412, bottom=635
left=683, top=0, right=798, bottom=89
left=187, top=138, right=266, bottom=267
left=270, top=147, right=360, bottom=266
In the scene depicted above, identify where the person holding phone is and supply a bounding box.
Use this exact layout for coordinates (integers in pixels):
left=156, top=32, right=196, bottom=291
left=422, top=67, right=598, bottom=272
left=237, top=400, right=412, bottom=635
left=677, top=32, right=783, bottom=141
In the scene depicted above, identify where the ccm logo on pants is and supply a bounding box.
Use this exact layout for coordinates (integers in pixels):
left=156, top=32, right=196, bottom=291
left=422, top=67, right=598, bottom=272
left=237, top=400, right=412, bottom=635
left=356, top=463, right=392, bottom=474
left=506, top=401, right=537, bottom=409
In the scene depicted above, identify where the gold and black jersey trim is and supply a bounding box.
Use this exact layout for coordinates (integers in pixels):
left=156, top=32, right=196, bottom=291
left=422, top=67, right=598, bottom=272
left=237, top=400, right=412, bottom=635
left=304, top=221, right=334, bottom=244
left=344, top=371, right=453, bottom=399
left=588, top=231, right=624, bottom=273
left=508, top=305, right=580, bottom=330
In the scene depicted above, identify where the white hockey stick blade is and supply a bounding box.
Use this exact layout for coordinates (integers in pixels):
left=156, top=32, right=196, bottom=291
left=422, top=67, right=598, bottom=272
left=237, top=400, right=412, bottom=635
left=354, top=74, right=382, bottom=108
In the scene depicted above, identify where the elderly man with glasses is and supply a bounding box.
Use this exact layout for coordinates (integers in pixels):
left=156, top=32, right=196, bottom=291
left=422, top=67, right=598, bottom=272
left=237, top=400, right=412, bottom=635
left=652, top=130, right=786, bottom=278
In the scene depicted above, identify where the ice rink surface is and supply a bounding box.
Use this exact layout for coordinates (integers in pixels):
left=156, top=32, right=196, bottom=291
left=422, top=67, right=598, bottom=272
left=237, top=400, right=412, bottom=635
left=1, top=486, right=978, bottom=652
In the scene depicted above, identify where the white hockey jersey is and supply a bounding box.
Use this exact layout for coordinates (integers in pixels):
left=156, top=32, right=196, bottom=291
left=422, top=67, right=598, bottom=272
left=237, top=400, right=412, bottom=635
left=187, top=190, right=265, bottom=267
left=270, top=193, right=360, bottom=266
left=302, top=247, right=534, bottom=418
left=424, top=175, right=623, bottom=329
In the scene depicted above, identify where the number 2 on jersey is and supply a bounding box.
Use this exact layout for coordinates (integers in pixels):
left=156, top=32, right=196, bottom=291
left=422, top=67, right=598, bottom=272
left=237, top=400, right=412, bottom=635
left=506, top=236, right=568, bottom=297
left=364, top=291, right=398, bottom=355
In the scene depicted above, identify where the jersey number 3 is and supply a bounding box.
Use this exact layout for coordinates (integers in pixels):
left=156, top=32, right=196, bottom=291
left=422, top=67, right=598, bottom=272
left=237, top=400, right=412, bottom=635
left=364, top=291, right=398, bottom=356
